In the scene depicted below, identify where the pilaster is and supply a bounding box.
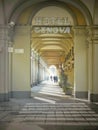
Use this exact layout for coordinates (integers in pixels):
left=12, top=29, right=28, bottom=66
left=73, top=26, right=88, bottom=99
left=0, top=25, right=9, bottom=101
left=85, top=27, right=93, bottom=102
left=12, top=25, right=31, bottom=98
left=90, top=26, right=98, bottom=102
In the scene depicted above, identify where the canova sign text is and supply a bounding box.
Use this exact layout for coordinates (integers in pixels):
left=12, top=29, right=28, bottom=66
left=33, top=27, right=70, bottom=34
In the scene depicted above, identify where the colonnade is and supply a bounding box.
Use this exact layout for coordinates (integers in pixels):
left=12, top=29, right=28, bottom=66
left=31, top=50, right=48, bottom=87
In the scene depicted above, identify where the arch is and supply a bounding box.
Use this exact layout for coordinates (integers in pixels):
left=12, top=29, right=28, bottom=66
left=32, top=38, right=72, bottom=55
left=35, top=44, right=64, bottom=52
left=8, top=0, right=92, bottom=25
left=29, top=1, right=78, bottom=25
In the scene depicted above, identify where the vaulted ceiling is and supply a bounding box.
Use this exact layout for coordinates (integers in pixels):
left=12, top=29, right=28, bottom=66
left=30, top=6, right=74, bottom=67
left=31, top=28, right=73, bottom=67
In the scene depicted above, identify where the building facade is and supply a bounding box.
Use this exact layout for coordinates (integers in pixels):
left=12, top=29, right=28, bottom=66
left=0, top=0, right=98, bottom=102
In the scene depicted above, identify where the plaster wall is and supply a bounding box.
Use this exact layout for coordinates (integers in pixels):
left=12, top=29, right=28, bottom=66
left=12, top=26, right=31, bottom=98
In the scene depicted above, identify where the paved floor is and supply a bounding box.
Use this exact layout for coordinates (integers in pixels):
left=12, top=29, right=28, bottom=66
left=0, top=81, right=98, bottom=130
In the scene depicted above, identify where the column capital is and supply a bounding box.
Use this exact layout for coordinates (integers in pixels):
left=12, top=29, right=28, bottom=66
left=92, top=25, right=98, bottom=44
left=72, top=26, right=87, bottom=36
left=84, top=26, right=98, bottom=44
left=86, top=25, right=98, bottom=44
left=86, top=26, right=93, bottom=43
left=0, top=25, right=8, bottom=42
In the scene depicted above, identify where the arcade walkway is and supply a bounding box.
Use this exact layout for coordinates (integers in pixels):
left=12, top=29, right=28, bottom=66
left=0, top=81, right=98, bottom=130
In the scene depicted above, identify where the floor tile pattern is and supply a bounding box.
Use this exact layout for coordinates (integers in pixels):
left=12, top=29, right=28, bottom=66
left=0, top=102, right=98, bottom=126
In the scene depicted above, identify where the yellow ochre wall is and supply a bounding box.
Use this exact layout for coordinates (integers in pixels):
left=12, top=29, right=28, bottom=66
left=12, top=26, right=31, bottom=98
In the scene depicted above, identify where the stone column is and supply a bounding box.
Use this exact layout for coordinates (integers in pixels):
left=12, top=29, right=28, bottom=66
left=31, top=51, right=33, bottom=87
left=90, top=26, right=98, bottom=102
left=37, top=55, right=40, bottom=83
left=86, top=27, right=93, bottom=101
left=8, top=22, right=15, bottom=98
left=74, top=26, right=88, bottom=99
left=40, top=65, right=44, bottom=81
left=32, top=52, right=36, bottom=86
left=0, top=25, right=9, bottom=101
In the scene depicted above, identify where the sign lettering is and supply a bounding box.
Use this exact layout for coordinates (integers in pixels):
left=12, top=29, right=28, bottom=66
left=33, top=17, right=71, bottom=26
left=33, top=27, right=70, bottom=34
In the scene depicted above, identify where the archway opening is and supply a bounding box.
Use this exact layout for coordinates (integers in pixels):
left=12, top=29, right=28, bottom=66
left=9, top=0, right=90, bottom=100
left=30, top=6, right=74, bottom=96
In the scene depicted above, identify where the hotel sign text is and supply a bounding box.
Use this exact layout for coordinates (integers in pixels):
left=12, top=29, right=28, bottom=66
left=33, top=17, right=71, bottom=25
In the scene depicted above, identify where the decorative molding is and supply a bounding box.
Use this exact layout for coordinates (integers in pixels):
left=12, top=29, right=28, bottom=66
left=93, top=26, right=98, bottom=43
left=73, top=26, right=87, bottom=36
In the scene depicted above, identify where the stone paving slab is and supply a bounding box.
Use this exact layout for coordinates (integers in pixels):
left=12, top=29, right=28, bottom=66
left=0, top=102, right=98, bottom=127
left=0, top=82, right=98, bottom=129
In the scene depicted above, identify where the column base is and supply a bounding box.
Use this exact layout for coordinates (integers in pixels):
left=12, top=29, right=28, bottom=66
left=32, top=82, right=38, bottom=87
left=75, top=91, right=88, bottom=99
left=90, top=94, right=98, bottom=102
left=0, top=93, right=9, bottom=102
left=12, top=91, right=31, bottom=98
